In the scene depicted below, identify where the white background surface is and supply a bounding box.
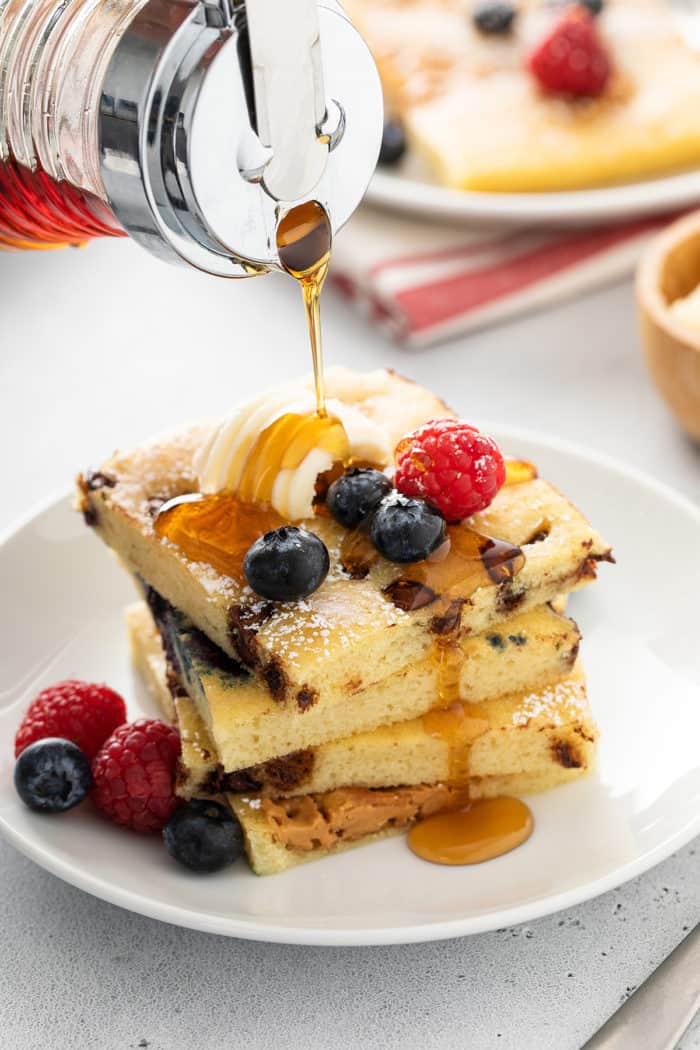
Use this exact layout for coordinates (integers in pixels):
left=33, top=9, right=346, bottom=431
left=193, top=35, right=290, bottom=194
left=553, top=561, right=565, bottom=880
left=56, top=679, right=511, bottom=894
left=1, top=232, right=699, bottom=1049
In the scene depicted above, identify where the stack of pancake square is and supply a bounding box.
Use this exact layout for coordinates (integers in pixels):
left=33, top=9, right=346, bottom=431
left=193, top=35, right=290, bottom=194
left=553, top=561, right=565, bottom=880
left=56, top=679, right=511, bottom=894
left=77, top=374, right=611, bottom=875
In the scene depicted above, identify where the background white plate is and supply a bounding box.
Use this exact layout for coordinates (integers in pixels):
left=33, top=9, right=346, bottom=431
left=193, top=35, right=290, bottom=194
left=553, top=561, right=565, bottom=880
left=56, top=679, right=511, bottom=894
left=367, top=166, right=700, bottom=228
left=1, top=426, right=699, bottom=946
left=365, top=4, right=700, bottom=226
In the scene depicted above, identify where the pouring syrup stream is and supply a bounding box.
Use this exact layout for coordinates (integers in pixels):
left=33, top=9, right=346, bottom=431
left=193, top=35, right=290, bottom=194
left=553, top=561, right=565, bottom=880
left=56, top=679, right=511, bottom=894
left=156, top=202, right=340, bottom=569
left=276, top=200, right=332, bottom=418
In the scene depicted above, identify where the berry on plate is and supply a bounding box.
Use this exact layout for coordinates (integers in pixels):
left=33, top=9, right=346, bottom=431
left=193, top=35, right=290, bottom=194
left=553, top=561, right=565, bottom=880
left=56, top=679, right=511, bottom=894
left=527, top=7, right=610, bottom=98
left=378, top=119, right=407, bottom=167
left=394, top=418, right=506, bottom=522
left=15, top=679, right=127, bottom=760
left=91, top=719, right=181, bottom=833
left=163, top=799, right=245, bottom=873
left=370, top=493, right=446, bottom=564
left=327, top=467, right=393, bottom=529
left=14, top=738, right=91, bottom=814
left=472, top=2, right=517, bottom=35
left=244, top=526, right=329, bottom=602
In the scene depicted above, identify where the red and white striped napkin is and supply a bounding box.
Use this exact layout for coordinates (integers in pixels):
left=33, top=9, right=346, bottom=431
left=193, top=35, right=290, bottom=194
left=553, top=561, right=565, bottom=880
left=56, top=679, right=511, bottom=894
left=331, top=205, right=680, bottom=347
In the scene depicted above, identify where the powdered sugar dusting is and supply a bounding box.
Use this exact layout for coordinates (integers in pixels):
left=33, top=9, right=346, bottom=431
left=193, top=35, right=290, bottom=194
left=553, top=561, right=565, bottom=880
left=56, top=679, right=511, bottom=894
left=256, top=587, right=407, bottom=665
left=511, top=675, right=588, bottom=728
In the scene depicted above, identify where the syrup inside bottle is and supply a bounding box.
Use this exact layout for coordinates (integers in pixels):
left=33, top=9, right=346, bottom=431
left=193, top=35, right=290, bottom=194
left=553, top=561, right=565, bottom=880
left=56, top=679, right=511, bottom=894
left=276, top=200, right=332, bottom=417
left=0, top=157, right=123, bottom=250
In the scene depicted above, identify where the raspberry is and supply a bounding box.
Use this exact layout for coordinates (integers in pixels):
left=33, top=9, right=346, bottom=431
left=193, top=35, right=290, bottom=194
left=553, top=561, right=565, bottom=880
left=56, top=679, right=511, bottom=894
left=91, top=719, right=181, bottom=834
left=527, top=7, right=611, bottom=98
left=394, top=418, right=506, bottom=522
left=15, top=680, right=127, bottom=760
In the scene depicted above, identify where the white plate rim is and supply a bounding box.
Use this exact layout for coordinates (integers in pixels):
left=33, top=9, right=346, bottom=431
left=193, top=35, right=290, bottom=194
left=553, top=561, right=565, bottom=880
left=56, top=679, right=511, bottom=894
left=1, top=425, right=699, bottom=946
left=366, top=168, right=700, bottom=227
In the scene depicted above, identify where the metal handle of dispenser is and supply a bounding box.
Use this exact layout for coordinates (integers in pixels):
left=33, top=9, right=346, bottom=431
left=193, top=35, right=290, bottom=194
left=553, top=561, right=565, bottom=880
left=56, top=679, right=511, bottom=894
left=244, top=0, right=330, bottom=200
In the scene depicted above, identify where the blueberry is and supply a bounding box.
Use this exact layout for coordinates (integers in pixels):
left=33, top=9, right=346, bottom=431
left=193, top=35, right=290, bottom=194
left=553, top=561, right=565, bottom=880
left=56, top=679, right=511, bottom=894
left=14, top=738, right=91, bottom=813
left=378, top=119, right=407, bottom=167
left=327, top=468, right=393, bottom=529
left=549, top=0, right=603, bottom=12
left=472, top=2, right=517, bottom=34
left=163, top=800, right=244, bottom=873
left=370, top=494, right=446, bottom=564
left=244, top=526, right=329, bottom=602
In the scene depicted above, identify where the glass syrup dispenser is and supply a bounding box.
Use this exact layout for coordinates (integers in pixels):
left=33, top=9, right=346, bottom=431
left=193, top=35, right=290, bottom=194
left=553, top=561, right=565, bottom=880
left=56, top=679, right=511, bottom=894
left=0, top=0, right=382, bottom=273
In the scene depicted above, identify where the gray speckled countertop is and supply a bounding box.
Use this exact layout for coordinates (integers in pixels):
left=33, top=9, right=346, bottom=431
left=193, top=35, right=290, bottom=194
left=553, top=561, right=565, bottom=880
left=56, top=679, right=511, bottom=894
left=1, top=839, right=698, bottom=1049
left=1, top=238, right=699, bottom=1050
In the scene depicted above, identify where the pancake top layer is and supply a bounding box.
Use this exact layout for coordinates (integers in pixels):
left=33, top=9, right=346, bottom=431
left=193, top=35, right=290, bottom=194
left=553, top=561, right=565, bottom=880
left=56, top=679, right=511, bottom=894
left=78, top=369, right=612, bottom=701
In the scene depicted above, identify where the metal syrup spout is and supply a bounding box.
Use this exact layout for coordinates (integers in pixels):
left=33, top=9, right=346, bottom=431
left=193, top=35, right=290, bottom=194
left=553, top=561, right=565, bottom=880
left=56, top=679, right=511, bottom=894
left=99, top=0, right=382, bottom=277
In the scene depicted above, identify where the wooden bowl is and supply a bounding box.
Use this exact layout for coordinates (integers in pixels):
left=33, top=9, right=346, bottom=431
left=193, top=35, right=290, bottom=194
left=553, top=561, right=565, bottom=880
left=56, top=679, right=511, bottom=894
left=637, top=211, right=700, bottom=442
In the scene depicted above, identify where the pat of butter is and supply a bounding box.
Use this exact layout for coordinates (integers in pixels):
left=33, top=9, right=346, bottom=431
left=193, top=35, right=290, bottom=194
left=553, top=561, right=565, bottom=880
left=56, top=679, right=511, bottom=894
left=195, top=369, right=400, bottom=519
left=669, top=284, right=700, bottom=336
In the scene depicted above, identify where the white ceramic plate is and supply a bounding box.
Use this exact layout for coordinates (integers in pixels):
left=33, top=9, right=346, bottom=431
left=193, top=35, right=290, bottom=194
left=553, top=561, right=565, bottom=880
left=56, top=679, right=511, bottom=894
left=1, top=426, right=699, bottom=946
left=367, top=166, right=700, bottom=228
left=366, top=7, right=700, bottom=226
